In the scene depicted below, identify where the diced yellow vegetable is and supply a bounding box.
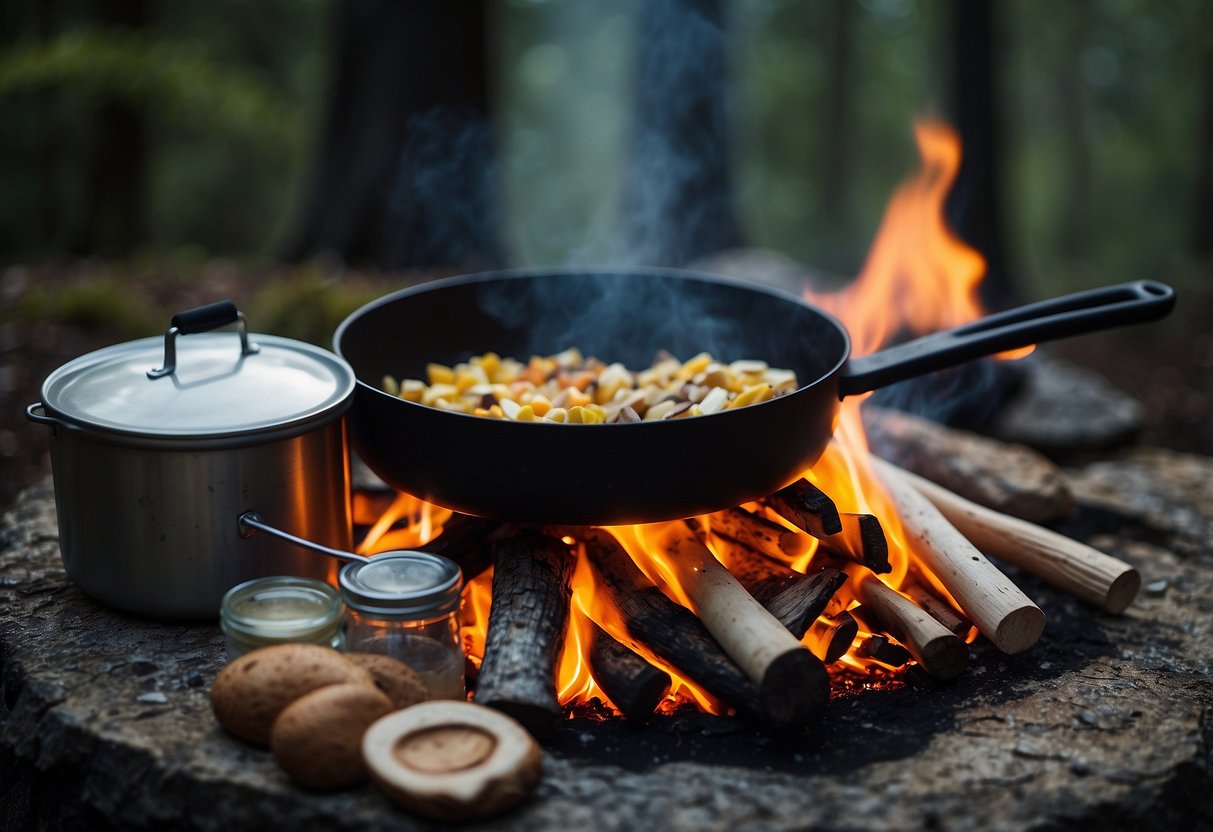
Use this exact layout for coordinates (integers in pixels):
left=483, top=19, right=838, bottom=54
left=529, top=395, right=552, bottom=417
left=427, top=363, right=455, bottom=385
left=381, top=375, right=400, bottom=397
left=677, top=352, right=713, bottom=380
left=399, top=379, right=426, bottom=402
left=729, top=383, right=773, bottom=408
left=515, top=405, right=536, bottom=422
left=422, top=383, right=458, bottom=406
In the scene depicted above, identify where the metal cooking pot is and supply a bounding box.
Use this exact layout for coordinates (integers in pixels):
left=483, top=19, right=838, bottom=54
left=334, top=268, right=1175, bottom=525
left=26, top=302, right=355, bottom=619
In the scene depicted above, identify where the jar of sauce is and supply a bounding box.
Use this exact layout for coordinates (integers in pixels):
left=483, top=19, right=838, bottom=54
left=219, top=576, right=344, bottom=660
left=339, top=552, right=465, bottom=699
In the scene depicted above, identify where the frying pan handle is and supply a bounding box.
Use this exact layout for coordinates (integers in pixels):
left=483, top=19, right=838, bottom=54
left=838, top=280, right=1175, bottom=397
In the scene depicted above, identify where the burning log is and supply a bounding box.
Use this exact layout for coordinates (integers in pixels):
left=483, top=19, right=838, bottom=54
left=853, top=634, right=911, bottom=668
left=579, top=528, right=769, bottom=723
left=856, top=576, right=968, bottom=679
left=871, top=458, right=1046, bottom=654
left=894, top=466, right=1140, bottom=614
left=423, top=514, right=500, bottom=581
left=707, top=507, right=814, bottom=562
left=764, top=479, right=843, bottom=538
left=635, top=522, right=830, bottom=727
left=805, top=611, right=859, bottom=664
left=863, top=406, right=1074, bottom=523
left=475, top=531, right=575, bottom=737
left=905, top=584, right=972, bottom=637
left=587, top=622, right=671, bottom=722
left=817, top=513, right=891, bottom=574
left=751, top=569, right=847, bottom=640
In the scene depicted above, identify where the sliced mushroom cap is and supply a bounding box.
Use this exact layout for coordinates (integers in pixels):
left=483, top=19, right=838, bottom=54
left=362, top=701, right=542, bottom=821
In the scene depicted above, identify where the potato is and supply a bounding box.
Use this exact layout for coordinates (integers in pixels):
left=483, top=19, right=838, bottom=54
left=270, top=683, right=395, bottom=790
left=209, top=643, right=373, bottom=746
left=344, top=652, right=431, bottom=710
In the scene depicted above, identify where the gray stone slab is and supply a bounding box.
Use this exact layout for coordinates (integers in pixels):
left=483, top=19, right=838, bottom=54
left=2, top=460, right=1212, bottom=831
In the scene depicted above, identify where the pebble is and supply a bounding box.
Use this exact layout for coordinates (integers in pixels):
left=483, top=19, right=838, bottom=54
left=1144, top=580, right=1169, bottom=596
left=136, top=692, right=168, bottom=704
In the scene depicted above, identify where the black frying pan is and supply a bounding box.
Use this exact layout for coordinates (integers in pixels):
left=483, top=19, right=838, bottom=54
left=333, top=268, right=1173, bottom=524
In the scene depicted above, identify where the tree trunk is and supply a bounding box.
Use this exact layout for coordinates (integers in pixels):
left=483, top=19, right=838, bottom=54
left=282, top=0, right=503, bottom=270
left=947, top=0, right=1016, bottom=310
left=616, top=0, right=744, bottom=266
left=78, top=0, right=149, bottom=255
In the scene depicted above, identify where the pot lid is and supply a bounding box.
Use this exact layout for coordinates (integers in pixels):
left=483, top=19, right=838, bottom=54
left=41, top=331, right=355, bottom=438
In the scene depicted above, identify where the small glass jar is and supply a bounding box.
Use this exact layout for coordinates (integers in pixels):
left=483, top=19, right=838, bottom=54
left=339, top=552, right=465, bottom=700
left=219, top=576, right=345, bottom=660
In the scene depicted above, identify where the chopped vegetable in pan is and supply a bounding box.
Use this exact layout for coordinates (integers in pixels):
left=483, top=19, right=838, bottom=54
left=380, top=349, right=799, bottom=424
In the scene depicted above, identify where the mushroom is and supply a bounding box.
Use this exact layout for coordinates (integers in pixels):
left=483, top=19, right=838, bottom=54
left=362, top=701, right=542, bottom=821
left=343, top=652, right=431, bottom=709
left=270, top=682, right=396, bottom=790
left=209, top=643, right=374, bottom=746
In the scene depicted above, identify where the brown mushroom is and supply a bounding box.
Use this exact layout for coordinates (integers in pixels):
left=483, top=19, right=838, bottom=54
left=344, top=652, right=431, bottom=709
left=270, top=682, right=396, bottom=790
left=362, top=701, right=542, bottom=821
left=209, top=643, right=373, bottom=746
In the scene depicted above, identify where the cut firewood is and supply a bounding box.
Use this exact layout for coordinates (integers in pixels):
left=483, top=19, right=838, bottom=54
left=870, top=458, right=1046, bottom=654
left=362, top=701, right=542, bottom=822
left=863, top=405, right=1074, bottom=523
left=587, top=622, right=671, bottom=722
left=474, top=531, right=574, bottom=738
left=817, top=513, right=890, bottom=573
left=634, top=522, right=830, bottom=727
left=856, top=576, right=968, bottom=679
left=805, top=611, right=858, bottom=664
left=579, top=528, right=769, bottom=725
left=853, top=634, right=911, bottom=668
left=423, top=514, right=501, bottom=581
left=764, top=479, right=843, bottom=539
left=690, top=523, right=845, bottom=639
left=905, top=584, right=972, bottom=637
left=893, top=465, right=1141, bottom=614
left=707, top=507, right=814, bottom=562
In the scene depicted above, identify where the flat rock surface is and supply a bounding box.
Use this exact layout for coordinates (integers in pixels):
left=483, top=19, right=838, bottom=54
left=2, top=455, right=1212, bottom=831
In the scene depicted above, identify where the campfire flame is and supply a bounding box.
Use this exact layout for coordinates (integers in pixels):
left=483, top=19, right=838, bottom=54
left=359, top=119, right=1005, bottom=716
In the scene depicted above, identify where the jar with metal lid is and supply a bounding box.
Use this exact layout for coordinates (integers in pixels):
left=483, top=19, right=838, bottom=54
left=221, top=576, right=345, bottom=660
left=339, top=553, right=465, bottom=699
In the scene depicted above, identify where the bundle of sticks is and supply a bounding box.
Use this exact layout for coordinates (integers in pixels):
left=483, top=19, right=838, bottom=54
left=370, top=408, right=1140, bottom=737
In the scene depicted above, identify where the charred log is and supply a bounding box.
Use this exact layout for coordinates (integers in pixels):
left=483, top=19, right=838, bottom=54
left=475, top=531, right=575, bottom=737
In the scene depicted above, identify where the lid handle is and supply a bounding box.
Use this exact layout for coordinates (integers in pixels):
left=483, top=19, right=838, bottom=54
left=148, top=300, right=260, bottom=379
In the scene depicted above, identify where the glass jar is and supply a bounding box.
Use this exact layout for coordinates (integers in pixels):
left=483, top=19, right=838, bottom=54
left=219, top=576, right=344, bottom=660
left=339, top=552, right=465, bottom=700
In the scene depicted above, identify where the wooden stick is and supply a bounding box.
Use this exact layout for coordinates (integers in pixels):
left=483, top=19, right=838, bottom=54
left=636, top=522, right=830, bottom=727
left=475, top=531, right=575, bottom=737
left=707, top=507, right=814, bottom=561
left=856, top=576, right=968, bottom=679
left=853, top=634, right=911, bottom=667
left=587, top=622, right=671, bottom=723
left=862, top=405, right=1075, bottom=523
left=893, top=465, right=1141, bottom=614
left=691, top=523, right=846, bottom=638
left=905, top=584, right=972, bottom=637
left=817, top=513, right=890, bottom=573
left=764, top=479, right=843, bottom=538
left=579, top=529, right=767, bottom=723
left=805, top=611, right=858, bottom=664
left=870, top=458, right=1045, bottom=654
